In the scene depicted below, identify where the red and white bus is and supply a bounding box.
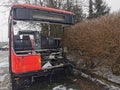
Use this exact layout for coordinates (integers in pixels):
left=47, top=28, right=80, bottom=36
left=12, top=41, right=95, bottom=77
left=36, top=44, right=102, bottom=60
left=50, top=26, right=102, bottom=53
left=8, top=4, right=74, bottom=90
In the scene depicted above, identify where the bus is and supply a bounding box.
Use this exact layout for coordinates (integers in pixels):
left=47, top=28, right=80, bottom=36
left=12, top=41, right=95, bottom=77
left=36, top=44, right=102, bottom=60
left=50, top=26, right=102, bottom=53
left=8, top=4, right=74, bottom=90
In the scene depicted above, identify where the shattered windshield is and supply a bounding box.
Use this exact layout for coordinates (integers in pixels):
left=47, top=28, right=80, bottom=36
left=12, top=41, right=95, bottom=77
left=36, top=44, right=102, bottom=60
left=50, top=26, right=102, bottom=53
left=13, top=21, right=42, bottom=52
left=13, top=21, right=42, bottom=33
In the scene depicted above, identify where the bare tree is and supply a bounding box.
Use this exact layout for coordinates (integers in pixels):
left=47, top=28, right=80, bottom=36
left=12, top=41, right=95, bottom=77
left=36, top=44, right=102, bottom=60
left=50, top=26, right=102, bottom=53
left=1, top=0, right=85, bottom=36
left=94, top=0, right=110, bottom=18
left=87, top=0, right=110, bottom=19
left=88, top=0, right=94, bottom=19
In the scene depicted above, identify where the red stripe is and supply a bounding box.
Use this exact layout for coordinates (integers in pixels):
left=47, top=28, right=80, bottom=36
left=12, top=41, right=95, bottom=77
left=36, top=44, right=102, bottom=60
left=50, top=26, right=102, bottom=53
left=12, top=4, right=74, bottom=15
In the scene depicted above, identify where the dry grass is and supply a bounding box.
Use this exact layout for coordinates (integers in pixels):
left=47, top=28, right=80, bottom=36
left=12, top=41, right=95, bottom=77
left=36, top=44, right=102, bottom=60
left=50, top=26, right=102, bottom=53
left=64, top=12, right=120, bottom=74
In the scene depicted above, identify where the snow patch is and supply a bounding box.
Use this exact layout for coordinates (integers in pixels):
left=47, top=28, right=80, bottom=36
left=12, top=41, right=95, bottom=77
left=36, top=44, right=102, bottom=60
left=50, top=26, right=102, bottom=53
left=0, top=74, right=8, bottom=82
left=53, top=85, right=67, bottom=90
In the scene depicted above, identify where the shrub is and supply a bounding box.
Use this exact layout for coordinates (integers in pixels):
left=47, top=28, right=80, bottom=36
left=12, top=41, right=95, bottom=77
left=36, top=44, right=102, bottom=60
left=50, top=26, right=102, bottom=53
left=64, top=12, right=120, bottom=73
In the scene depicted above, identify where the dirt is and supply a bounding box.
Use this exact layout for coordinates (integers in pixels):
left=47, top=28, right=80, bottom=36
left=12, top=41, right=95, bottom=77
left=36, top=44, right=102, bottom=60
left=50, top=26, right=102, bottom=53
left=76, top=77, right=107, bottom=90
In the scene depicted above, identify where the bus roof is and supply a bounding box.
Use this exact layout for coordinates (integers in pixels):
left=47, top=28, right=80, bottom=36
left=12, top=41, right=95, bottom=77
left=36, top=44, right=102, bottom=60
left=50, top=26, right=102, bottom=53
left=12, top=4, right=74, bottom=15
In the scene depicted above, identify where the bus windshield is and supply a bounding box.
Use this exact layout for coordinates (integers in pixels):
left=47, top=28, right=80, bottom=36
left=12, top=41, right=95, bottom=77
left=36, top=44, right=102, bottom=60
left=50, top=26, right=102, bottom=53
left=13, top=20, right=62, bottom=54
left=13, top=21, right=41, bottom=33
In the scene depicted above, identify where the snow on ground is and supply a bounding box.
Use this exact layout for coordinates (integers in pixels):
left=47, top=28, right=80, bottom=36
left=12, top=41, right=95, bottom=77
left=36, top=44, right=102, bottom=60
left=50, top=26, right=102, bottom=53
left=94, top=67, right=120, bottom=84
left=0, top=51, right=120, bottom=90
left=67, top=54, right=120, bottom=90
left=80, top=71, right=120, bottom=90
left=0, top=51, right=10, bottom=90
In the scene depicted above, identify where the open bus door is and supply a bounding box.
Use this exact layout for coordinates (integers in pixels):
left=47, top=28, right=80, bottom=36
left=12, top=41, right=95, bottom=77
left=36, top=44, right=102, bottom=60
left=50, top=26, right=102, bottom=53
left=9, top=4, right=74, bottom=90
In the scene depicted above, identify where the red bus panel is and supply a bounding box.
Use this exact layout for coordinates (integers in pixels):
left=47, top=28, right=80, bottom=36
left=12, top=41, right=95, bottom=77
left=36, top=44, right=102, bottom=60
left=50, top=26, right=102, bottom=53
left=11, top=50, right=42, bottom=74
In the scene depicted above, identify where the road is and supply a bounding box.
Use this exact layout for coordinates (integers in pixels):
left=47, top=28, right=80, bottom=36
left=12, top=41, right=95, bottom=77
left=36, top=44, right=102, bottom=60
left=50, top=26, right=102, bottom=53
left=0, top=51, right=108, bottom=90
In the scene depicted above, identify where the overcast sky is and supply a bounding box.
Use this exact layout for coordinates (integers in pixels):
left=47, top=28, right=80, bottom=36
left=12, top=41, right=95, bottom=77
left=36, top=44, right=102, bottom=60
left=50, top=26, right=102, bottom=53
left=105, top=0, right=120, bottom=12
left=0, top=0, right=120, bottom=42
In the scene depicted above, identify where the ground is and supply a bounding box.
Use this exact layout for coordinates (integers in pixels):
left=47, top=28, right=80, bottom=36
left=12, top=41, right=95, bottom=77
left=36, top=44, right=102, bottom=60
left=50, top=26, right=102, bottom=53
left=0, top=51, right=119, bottom=90
left=0, top=51, right=10, bottom=90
